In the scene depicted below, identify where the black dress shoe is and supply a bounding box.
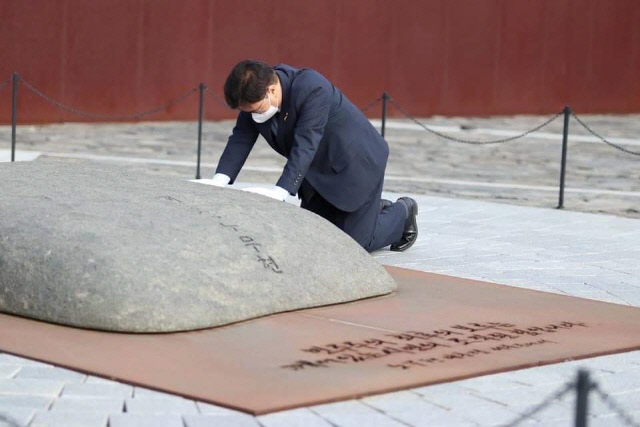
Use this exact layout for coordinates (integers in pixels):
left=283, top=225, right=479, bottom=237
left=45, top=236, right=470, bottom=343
left=390, top=197, right=418, bottom=252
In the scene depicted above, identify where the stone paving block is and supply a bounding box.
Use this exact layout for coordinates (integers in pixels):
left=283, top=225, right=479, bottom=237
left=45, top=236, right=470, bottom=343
left=492, top=277, right=556, bottom=290
left=184, top=414, right=262, bottom=427
left=388, top=411, right=479, bottom=427
left=564, top=253, right=624, bottom=263
left=310, top=401, right=408, bottom=427
left=609, top=290, right=640, bottom=306
left=30, top=411, right=107, bottom=427
left=501, top=388, right=634, bottom=424
left=361, top=391, right=433, bottom=413
left=310, top=400, right=384, bottom=416
left=616, top=364, right=640, bottom=377
left=584, top=393, right=619, bottom=417
left=125, top=397, right=198, bottom=414
left=362, top=396, right=466, bottom=427
left=568, top=251, right=640, bottom=264
left=528, top=275, right=591, bottom=287
left=311, top=410, right=408, bottom=427
left=584, top=276, right=640, bottom=291
left=61, top=382, right=133, bottom=399
left=50, top=396, right=124, bottom=413
left=109, top=414, right=183, bottom=427
left=524, top=361, right=602, bottom=378
left=0, top=354, right=50, bottom=368
left=552, top=280, right=618, bottom=293
left=591, top=371, right=640, bottom=394
left=15, top=366, right=87, bottom=383
left=196, top=402, right=248, bottom=415
left=0, top=408, right=34, bottom=427
left=0, top=395, right=53, bottom=410
left=420, top=393, right=507, bottom=413
left=518, top=402, right=574, bottom=424
left=604, top=390, right=640, bottom=412
left=496, top=368, right=573, bottom=387
left=565, top=289, right=626, bottom=304
left=573, top=352, right=640, bottom=374
left=84, top=376, right=121, bottom=385
left=395, top=406, right=498, bottom=427
left=471, top=383, right=572, bottom=408
left=457, top=403, right=526, bottom=426
left=0, top=379, right=64, bottom=397
left=409, top=385, right=474, bottom=402
left=588, top=414, right=637, bottom=427
left=592, top=260, right=639, bottom=271
left=257, top=408, right=334, bottom=427
left=571, top=358, right=637, bottom=380
left=480, top=418, right=539, bottom=427
left=595, top=402, right=640, bottom=427
left=0, top=366, right=19, bottom=379
left=437, top=373, right=526, bottom=393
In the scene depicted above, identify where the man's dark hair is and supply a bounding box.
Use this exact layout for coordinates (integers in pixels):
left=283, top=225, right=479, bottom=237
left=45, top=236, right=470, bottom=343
left=224, top=60, right=277, bottom=109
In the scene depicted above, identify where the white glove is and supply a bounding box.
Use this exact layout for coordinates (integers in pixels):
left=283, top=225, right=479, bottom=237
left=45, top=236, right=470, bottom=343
left=242, top=186, right=289, bottom=201
left=210, top=173, right=231, bottom=187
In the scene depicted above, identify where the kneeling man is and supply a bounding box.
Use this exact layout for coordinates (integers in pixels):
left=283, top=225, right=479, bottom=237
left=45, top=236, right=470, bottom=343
left=211, top=60, right=418, bottom=252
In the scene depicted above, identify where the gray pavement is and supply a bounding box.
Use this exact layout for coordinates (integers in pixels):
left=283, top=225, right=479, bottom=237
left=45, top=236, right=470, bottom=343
left=1, top=115, right=640, bottom=426
left=2, top=112, right=638, bottom=218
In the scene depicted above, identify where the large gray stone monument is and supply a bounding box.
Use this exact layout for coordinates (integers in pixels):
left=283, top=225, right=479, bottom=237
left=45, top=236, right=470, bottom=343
left=0, top=159, right=396, bottom=332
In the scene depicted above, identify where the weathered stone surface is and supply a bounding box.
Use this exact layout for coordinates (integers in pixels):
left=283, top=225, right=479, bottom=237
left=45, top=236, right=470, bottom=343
left=0, top=159, right=396, bottom=332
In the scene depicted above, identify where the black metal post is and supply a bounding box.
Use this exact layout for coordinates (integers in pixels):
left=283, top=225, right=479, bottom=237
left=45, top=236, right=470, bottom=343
left=381, top=92, right=388, bottom=138
left=196, top=83, right=205, bottom=180
left=574, top=369, right=590, bottom=427
left=557, top=106, right=571, bottom=209
left=11, top=73, right=19, bottom=162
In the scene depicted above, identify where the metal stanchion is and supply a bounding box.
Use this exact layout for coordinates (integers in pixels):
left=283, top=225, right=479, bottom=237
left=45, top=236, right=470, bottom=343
left=11, top=73, right=19, bottom=162
left=196, top=83, right=206, bottom=180
left=557, top=106, right=571, bottom=209
left=574, top=369, right=591, bottom=427
left=381, top=92, right=388, bottom=138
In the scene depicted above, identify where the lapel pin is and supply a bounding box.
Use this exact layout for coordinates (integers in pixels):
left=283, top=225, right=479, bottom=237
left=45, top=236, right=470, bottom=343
left=284, top=112, right=288, bottom=122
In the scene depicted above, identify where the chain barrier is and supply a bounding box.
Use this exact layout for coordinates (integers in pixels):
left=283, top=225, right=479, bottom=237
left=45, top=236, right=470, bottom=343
left=20, top=78, right=198, bottom=121
left=359, top=96, right=382, bottom=114
left=570, top=112, right=640, bottom=156
left=593, top=384, right=640, bottom=427
left=388, top=97, right=563, bottom=145
left=205, top=87, right=228, bottom=108
left=500, top=382, right=574, bottom=426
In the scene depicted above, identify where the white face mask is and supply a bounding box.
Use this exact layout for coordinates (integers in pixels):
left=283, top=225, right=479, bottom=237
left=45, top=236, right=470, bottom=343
left=251, top=92, right=279, bottom=123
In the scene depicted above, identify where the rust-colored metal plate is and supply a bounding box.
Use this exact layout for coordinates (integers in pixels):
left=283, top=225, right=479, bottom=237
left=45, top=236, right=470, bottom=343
left=1, top=266, right=640, bottom=415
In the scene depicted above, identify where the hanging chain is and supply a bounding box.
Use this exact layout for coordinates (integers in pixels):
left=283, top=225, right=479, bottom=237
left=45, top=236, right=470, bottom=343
left=593, top=385, right=640, bottom=427
left=8, top=76, right=639, bottom=157
left=360, top=96, right=382, bottom=114
left=388, top=97, right=563, bottom=145
left=205, top=87, right=228, bottom=108
left=500, top=382, right=574, bottom=427
left=571, top=112, right=640, bottom=156
left=20, top=78, right=198, bottom=120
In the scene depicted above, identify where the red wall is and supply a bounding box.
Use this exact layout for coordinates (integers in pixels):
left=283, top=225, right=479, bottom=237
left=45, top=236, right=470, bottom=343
left=0, top=0, right=638, bottom=123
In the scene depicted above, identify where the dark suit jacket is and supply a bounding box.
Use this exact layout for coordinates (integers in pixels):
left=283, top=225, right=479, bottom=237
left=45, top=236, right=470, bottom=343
left=216, top=64, right=389, bottom=212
